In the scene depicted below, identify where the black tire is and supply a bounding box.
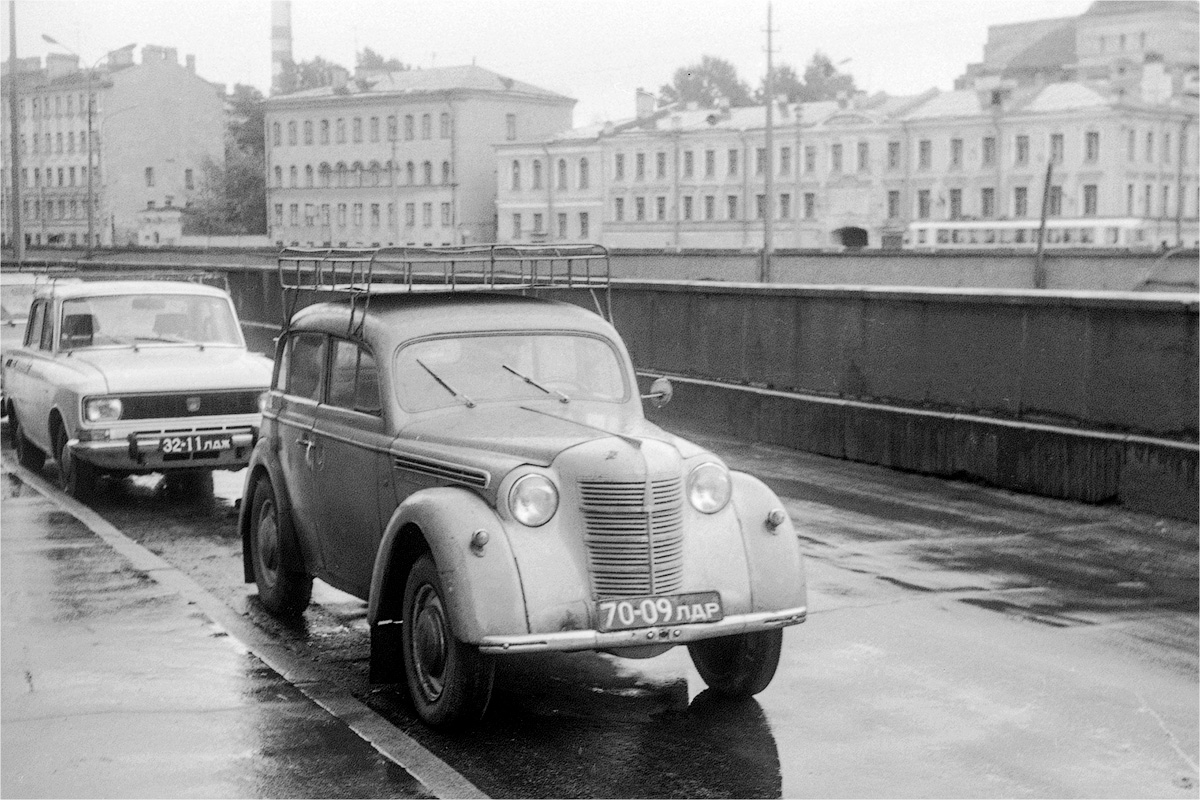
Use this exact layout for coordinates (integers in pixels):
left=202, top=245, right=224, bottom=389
left=248, top=475, right=312, bottom=617
left=164, top=470, right=214, bottom=496
left=12, top=412, right=45, bottom=472
left=55, top=425, right=98, bottom=502
left=402, top=553, right=494, bottom=729
left=688, top=629, right=783, bottom=698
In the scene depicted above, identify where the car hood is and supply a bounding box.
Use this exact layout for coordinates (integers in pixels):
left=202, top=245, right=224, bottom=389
left=397, top=403, right=708, bottom=467
left=66, top=346, right=273, bottom=394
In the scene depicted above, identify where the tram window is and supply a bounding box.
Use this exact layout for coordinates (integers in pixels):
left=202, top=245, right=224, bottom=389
left=1048, top=229, right=1061, bottom=244
left=1081, top=228, right=1094, bottom=244
left=968, top=230, right=979, bottom=244
left=917, top=229, right=927, bottom=244
left=984, top=229, right=996, bottom=244
left=937, top=229, right=949, bottom=244
left=1062, top=228, right=1073, bottom=244
left=999, top=229, right=1012, bottom=244
left=1106, top=227, right=1120, bottom=245
left=1135, top=229, right=1145, bottom=243
left=1015, top=229, right=1026, bottom=244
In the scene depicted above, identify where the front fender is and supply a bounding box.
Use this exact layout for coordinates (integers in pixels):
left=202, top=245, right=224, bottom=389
left=730, top=471, right=807, bottom=612
left=368, top=487, right=527, bottom=644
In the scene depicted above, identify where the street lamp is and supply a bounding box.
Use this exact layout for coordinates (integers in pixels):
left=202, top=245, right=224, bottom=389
left=40, top=36, right=135, bottom=256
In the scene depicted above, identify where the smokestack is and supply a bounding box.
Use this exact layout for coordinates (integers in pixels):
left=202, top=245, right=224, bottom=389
left=271, top=0, right=293, bottom=96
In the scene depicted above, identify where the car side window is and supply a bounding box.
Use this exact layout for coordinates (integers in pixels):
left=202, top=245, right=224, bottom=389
left=328, top=338, right=382, bottom=416
left=284, top=333, right=326, bottom=401
left=38, top=304, right=54, bottom=351
left=24, top=302, right=45, bottom=348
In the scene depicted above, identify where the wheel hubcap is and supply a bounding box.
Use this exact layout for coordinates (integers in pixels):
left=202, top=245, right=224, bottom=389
left=412, top=584, right=449, bottom=701
left=257, top=499, right=280, bottom=584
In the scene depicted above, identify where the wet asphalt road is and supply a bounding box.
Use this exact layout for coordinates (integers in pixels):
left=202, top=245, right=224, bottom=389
left=3, top=422, right=1197, bottom=799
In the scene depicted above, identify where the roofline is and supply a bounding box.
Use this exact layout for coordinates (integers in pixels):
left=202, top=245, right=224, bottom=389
left=265, top=85, right=575, bottom=109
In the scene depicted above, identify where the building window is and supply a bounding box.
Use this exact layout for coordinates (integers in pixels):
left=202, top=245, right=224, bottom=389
left=505, top=114, right=516, bottom=141
left=635, top=197, right=645, bottom=221
left=1161, top=184, right=1170, bottom=217
left=579, top=212, right=589, bottom=239
left=831, top=144, right=843, bottom=173
left=145, top=167, right=155, bottom=187
left=755, top=147, right=766, bottom=176
left=532, top=212, right=543, bottom=233
left=184, top=168, right=194, bottom=190
left=727, top=195, right=738, bottom=219
left=274, top=204, right=283, bottom=227
left=857, top=141, right=869, bottom=172
left=1085, top=131, right=1100, bottom=163
left=442, top=202, right=452, bottom=227
left=422, top=202, right=432, bottom=227
left=949, top=188, right=962, bottom=219
left=683, top=150, right=694, bottom=178
left=779, top=146, right=791, bottom=175
left=421, top=114, right=432, bottom=139
left=579, top=158, right=589, bottom=189
left=290, top=204, right=299, bottom=226
left=982, top=136, right=996, bottom=166
left=272, top=122, right=281, bottom=146
left=287, top=121, right=297, bottom=145
left=300, top=120, right=311, bottom=145
left=511, top=161, right=521, bottom=191
left=69, top=166, right=76, bottom=186
left=1014, top=186, right=1028, bottom=217
left=557, top=212, right=567, bottom=238
left=440, top=113, right=452, bottom=138
left=656, top=151, right=666, bottom=179
left=303, top=164, right=313, bottom=187
left=656, top=196, right=666, bottom=221
left=803, top=192, right=815, bottom=219
left=405, top=115, right=415, bottom=140
left=350, top=117, right=360, bottom=143
left=918, top=140, right=931, bottom=170
left=728, top=149, right=739, bottom=177
left=324, top=204, right=332, bottom=227
left=635, top=152, right=645, bottom=181
left=273, top=166, right=282, bottom=187
left=405, top=203, right=415, bottom=227
left=701, top=150, right=713, bottom=178
left=423, top=161, right=433, bottom=185
left=1050, top=133, right=1064, bottom=164
left=1048, top=185, right=1063, bottom=216
left=887, top=141, right=901, bottom=170
left=557, top=159, right=568, bottom=190
left=370, top=117, right=380, bottom=142
left=917, top=189, right=931, bottom=219
left=1015, top=135, right=1030, bottom=166
left=353, top=203, right=364, bottom=227
left=336, top=203, right=347, bottom=227
left=1083, top=184, right=1098, bottom=216
left=320, top=119, right=330, bottom=144
left=778, top=192, right=790, bottom=219
left=887, top=190, right=900, bottom=219
left=981, top=187, right=995, bottom=218
left=386, top=116, right=397, bottom=141
left=1145, top=183, right=1152, bottom=216
left=1126, top=183, right=1135, bottom=215
left=512, top=213, right=522, bottom=239
left=1127, top=129, right=1137, bottom=161
left=755, top=194, right=766, bottom=220
left=532, top=160, right=543, bottom=189
left=304, top=204, right=315, bottom=226
left=615, top=153, right=625, bottom=181
left=614, top=197, right=625, bottom=222
left=804, top=146, right=816, bottom=173
left=336, top=118, right=346, bottom=143
left=683, top=195, right=694, bottom=220
left=1163, top=133, right=1171, bottom=164
left=950, top=138, right=963, bottom=168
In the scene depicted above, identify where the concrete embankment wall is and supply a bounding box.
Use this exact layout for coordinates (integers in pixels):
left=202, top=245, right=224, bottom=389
left=6, top=250, right=1197, bottom=519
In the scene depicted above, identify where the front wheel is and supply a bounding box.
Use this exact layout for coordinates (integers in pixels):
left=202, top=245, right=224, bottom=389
left=248, top=475, right=312, bottom=617
left=688, top=629, right=783, bottom=698
left=402, top=553, right=494, bottom=729
left=56, top=426, right=97, bottom=502
left=12, top=412, right=45, bottom=472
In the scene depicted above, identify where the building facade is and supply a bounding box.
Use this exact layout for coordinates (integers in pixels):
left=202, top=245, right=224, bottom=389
left=263, top=65, right=574, bottom=247
left=1, top=45, right=224, bottom=248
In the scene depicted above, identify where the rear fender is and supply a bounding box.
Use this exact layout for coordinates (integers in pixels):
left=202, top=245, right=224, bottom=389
left=368, top=486, right=527, bottom=642
left=730, top=471, right=807, bottom=611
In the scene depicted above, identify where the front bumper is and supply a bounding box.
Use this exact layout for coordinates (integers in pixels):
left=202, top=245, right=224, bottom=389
left=70, top=424, right=258, bottom=472
left=477, top=605, right=807, bottom=654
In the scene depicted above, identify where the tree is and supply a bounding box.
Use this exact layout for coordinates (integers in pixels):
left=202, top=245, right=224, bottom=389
left=795, top=51, right=857, bottom=103
left=755, top=63, right=805, bottom=104
left=183, top=84, right=267, bottom=236
left=226, top=83, right=264, bottom=156
left=358, top=47, right=409, bottom=72
left=276, top=55, right=349, bottom=94
left=658, top=55, right=753, bottom=109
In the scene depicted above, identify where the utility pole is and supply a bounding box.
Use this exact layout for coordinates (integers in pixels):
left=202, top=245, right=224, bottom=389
left=1033, top=159, right=1053, bottom=290
left=761, top=2, right=775, bottom=282
left=8, top=1, right=24, bottom=263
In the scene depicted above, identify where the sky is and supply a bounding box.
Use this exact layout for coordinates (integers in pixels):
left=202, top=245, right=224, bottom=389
left=3, top=0, right=1096, bottom=124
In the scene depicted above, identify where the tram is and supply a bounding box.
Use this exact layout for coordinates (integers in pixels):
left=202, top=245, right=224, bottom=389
left=904, top=217, right=1194, bottom=251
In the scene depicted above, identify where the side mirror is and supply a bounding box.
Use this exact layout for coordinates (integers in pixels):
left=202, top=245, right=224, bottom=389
left=641, top=376, right=673, bottom=409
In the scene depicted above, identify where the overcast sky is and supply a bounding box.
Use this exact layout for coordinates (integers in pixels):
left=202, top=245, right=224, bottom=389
left=5, top=0, right=1095, bottom=123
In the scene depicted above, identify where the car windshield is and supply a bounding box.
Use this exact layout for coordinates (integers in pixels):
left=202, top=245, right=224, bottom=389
left=395, top=333, right=628, bottom=412
left=59, top=293, right=242, bottom=350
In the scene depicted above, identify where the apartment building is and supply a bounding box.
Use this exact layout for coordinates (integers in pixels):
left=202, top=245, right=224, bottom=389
left=1, top=45, right=224, bottom=248
left=264, top=64, right=574, bottom=247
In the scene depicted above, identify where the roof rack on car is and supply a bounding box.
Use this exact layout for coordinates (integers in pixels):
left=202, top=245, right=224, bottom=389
left=277, top=243, right=613, bottom=336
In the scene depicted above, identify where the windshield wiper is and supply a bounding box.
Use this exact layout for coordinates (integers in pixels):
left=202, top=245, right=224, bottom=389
left=502, top=364, right=569, bottom=403
left=416, top=358, right=476, bottom=408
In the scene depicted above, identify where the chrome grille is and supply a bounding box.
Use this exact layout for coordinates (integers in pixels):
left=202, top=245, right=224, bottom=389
left=579, top=477, right=684, bottom=598
left=119, top=390, right=262, bottom=420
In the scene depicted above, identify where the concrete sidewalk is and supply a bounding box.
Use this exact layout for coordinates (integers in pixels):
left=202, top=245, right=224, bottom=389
left=0, top=463, right=460, bottom=799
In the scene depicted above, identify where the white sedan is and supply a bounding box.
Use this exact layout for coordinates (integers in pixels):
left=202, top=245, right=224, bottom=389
left=3, top=279, right=273, bottom=500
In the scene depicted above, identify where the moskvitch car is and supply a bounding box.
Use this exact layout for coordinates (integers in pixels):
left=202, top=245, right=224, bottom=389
left=241, top=245, right=806, bottom=729
left=3, top=276, right=273, bottom=499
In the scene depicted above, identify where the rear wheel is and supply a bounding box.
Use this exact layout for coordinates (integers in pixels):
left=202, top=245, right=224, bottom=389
left=248, top=475, right=312, bottom=617
left=55, top=425, right=97, bottom=502
left=688, top=629, right=783, bottom=698
left=402, top=553, right=494, bottom=729
left=11, top=412, right=45, bottom=472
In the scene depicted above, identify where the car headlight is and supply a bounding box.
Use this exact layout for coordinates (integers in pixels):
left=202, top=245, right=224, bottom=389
left=85, top=397, right=123, bottom=423
left=687, top=461, right=731, bottom=514
left=508, top=474, right=559, bottom=527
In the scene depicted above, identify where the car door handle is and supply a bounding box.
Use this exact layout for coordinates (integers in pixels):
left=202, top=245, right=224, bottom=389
left=297, top=437, right=315, bottom=468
